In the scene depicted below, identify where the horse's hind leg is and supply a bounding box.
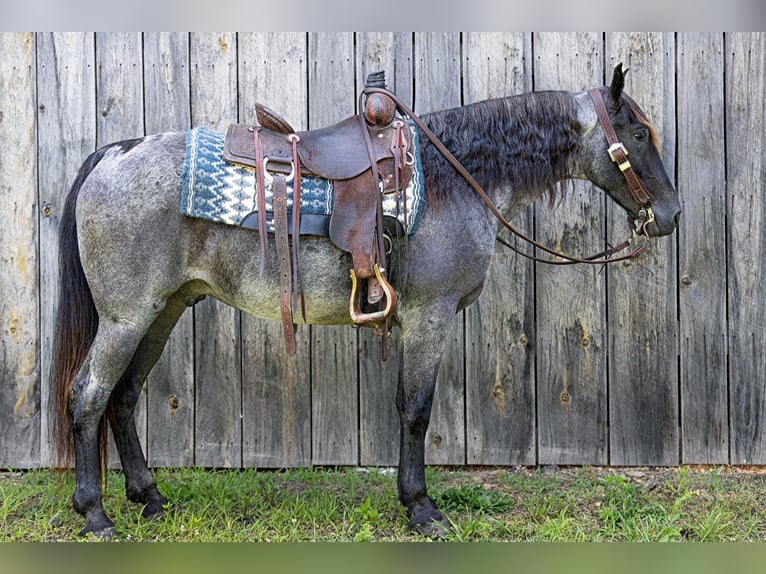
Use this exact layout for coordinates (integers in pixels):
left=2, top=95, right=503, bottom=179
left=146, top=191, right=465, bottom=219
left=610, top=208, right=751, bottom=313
left=69, top=319, right=153, bottom=538
left=109, top=294, right=189, bottom=520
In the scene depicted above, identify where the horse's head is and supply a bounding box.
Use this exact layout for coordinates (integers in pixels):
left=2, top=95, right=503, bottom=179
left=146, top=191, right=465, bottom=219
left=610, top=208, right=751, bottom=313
left=577, top=64, right=680, bottom=237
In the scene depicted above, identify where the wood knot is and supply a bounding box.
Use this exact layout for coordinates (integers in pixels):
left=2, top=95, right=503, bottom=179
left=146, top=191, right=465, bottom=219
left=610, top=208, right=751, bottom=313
left=493, top=382, right=506, bottom=416
left=167, top=395, right=180, bottom=414
left=559, top=390, right=571, bottom=405
left=430, top=433, right=442, bottom=447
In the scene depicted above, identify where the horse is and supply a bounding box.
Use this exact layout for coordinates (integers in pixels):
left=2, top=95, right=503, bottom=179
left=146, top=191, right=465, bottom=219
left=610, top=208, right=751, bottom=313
left=51, top=64, right=680, bottom=538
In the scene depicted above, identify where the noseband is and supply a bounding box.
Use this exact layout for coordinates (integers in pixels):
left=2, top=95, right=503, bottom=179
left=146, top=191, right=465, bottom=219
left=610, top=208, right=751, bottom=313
left=364, top=86, right=655, bottom=265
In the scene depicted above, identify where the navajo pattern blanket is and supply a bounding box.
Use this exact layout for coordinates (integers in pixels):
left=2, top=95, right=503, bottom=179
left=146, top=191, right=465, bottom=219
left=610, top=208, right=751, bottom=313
left=180, top=125, right=425, bottom=236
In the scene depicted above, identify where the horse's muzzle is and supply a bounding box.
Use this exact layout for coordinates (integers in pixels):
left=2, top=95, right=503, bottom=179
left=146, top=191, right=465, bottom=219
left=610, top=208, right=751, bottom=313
left=645, top=204, right=681, bottom=237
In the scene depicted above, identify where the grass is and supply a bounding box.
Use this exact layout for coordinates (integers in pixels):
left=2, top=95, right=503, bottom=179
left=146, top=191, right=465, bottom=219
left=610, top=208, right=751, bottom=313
left=1, top=465, right=766, bottom=541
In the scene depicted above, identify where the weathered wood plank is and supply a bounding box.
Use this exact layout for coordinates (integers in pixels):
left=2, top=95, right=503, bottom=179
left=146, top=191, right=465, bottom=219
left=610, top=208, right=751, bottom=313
left=534, top=33, right=608, bottom=465
left=94, top=32, right=146, bottom=468
left=309, top=32, right=359, bottom=465
left=96, top=33, right=145, bottom=144
left=605, top=33, right=680, bottom=465
left=0, top=32, right=40, bottom=468
left=239, top=32, right=312, bottom=468
left=677, top=33, right=729, bottom=464
left=143, top=32, right=195, bottom=468
left=463, top=32, right=536, bottom=465
left=727, top=32, right=766, bottom=464
left=357, top=32, right=413, bottom=467
left=414, top=32, right=465, bottom=465
left=189, top=32, right=243, bottom=468
left=37, top=33, right=97, bottom=467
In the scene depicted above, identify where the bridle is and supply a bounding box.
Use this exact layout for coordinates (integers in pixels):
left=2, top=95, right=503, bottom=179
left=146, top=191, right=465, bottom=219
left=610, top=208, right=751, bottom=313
left=364, top=85, right=656, bottom=266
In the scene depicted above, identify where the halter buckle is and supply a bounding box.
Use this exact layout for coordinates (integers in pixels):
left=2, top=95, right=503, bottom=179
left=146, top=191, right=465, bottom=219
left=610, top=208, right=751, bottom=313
left=608, top=142, right=632, bottom=172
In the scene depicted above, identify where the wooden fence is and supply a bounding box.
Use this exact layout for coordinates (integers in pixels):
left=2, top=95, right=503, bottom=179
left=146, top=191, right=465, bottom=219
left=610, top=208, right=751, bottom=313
left=1, top=32, right=764, bottom=469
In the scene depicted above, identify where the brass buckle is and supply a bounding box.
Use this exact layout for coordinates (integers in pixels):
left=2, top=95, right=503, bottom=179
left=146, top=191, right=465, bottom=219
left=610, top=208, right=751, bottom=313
left=640, top=207, right=655, bottom=225
left=608, top=142, right=632, bottom=172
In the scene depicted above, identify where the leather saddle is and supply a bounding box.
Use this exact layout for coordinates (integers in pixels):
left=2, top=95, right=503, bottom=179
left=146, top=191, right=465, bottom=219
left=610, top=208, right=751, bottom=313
left=222, top=73, right=414, bottom=356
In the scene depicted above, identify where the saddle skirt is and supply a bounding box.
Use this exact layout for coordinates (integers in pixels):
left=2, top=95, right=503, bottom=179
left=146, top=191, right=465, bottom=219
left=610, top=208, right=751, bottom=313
left=180, top=125, right=425, bottom=236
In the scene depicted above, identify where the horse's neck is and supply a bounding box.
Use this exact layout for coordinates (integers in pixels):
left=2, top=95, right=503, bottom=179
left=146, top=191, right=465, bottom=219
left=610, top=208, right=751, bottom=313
left=421, top=90, right=584, bottom=220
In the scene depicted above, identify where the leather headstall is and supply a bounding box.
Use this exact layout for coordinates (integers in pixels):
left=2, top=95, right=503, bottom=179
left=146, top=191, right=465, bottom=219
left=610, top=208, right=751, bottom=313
left=364, top=87, right=654, bottom=266
left=587, top=88, right=653, bottom=210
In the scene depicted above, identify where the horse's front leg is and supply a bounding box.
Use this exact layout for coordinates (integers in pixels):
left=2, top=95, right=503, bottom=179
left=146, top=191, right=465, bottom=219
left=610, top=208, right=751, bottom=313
left=396, top=302, right=456, bottom=537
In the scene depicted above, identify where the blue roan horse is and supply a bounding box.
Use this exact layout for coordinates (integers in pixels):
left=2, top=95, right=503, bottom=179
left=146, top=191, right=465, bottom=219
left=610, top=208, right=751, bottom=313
left=52, top=65, right=680, bottom=538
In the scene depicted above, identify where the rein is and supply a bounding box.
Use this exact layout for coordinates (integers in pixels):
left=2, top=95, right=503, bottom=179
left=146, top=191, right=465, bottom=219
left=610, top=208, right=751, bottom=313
left=364, top=86, right=654, bottom=266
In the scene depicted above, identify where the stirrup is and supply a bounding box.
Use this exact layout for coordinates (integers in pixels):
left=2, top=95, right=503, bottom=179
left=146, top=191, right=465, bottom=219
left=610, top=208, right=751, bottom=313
left=349, top=264, right=397, bottom=325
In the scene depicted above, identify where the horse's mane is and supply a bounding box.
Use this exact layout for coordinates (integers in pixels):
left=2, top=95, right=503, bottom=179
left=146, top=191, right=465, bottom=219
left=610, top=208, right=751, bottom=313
left=419, top=90, right=581, bottom=207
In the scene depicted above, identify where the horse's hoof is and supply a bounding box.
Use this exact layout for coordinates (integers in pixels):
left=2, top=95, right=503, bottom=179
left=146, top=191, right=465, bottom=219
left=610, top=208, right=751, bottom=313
left=415, top=518, right=451, bottom=539
left=407, top=511, right=451, bottom=539
left=79, top=525, right=120, bottom=540
left=141, top=499, right=168, bottom=521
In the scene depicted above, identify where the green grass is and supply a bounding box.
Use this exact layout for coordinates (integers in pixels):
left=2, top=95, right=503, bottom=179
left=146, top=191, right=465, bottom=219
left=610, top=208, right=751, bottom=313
left=1, top=465, right=765, bottom=541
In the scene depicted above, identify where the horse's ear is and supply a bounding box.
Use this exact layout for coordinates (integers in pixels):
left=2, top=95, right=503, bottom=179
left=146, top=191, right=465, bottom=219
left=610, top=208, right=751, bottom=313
left=609, top=63, right=629, bottom=103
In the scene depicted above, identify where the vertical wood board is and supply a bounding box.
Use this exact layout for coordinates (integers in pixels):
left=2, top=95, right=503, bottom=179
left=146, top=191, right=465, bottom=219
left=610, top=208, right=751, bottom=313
left=534, top=33, right=608, bottom=465
left=356, top=32, right=413, bottom=467
left=414, top=32, right=465, bottom=465
left=36, top=32, right=96, bottom=466
left=0, top=32, right=40, bottom=468
left=676, top=33, right=728, bottom=464
left=309, top=32, right=359, bottom=465
left=726, top=32, right=766, bottom=464
left=95, top=32, right=147, bottom=468
left=239, top=32, right=312, bottom=468
left=143, top=32, right=195, bottom=468
left=605, top=33, right=680, bottom=466
left=463, top=32, right=536, bottom=465
left=190, top=32, right=243, bottom=468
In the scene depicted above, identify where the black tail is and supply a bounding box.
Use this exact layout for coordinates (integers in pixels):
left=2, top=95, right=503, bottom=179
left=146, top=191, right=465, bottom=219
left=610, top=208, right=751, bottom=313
left=51, top=147, right=110, bottom=469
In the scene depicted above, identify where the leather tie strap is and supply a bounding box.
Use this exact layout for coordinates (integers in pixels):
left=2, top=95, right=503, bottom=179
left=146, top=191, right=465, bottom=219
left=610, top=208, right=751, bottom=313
left=288, top=134, right=306, bottom=323
left=253, top=128, right=271, bottom=276
left=588, top=88, right=651, bottom=207
left=273, top=173, right=296, bottom=355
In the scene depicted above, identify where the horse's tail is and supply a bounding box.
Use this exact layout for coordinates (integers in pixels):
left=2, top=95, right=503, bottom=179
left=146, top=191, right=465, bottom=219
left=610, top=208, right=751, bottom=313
left=51, top=147, right=109, bottom=470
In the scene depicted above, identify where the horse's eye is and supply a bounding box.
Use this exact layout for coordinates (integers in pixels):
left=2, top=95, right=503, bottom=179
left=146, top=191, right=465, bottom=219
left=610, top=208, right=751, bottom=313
left=633, top=128, right=648, bottom=142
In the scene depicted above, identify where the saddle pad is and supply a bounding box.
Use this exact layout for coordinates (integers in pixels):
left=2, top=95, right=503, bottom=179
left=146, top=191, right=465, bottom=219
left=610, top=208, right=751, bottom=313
left=180, top=126, right=425, bottom=236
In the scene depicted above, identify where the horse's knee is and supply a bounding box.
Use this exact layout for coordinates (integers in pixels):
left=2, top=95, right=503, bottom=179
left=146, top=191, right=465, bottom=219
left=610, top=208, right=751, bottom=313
left=397, top=394, right=434, bottom=433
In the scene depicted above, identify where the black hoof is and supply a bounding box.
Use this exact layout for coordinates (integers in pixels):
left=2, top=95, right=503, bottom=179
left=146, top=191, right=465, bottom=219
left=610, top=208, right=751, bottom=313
left=406, top=498, right=451, bottom=538
left=410, top=516, right=451, bottom=539
left=141, top=500, right=167, bottom=521
left=79, top=525, right=120, bottom=540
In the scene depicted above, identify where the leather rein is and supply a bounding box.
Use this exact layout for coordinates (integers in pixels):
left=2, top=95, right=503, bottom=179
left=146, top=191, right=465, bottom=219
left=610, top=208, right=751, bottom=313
left=364, top=86, right=656, bottom=266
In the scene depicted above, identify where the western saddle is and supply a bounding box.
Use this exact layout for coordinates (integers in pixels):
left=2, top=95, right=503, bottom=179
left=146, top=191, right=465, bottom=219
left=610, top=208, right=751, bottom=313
left=223, top=72, right=414, bottom=356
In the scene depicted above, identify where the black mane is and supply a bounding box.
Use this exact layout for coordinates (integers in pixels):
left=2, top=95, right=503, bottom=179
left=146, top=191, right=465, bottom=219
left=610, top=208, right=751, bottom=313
left=419, top=90, right=581, bottom=206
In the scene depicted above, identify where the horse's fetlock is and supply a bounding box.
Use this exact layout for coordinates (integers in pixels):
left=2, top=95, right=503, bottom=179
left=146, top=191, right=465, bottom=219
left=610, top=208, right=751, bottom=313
left=72, top=489, right=95, bottom=517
